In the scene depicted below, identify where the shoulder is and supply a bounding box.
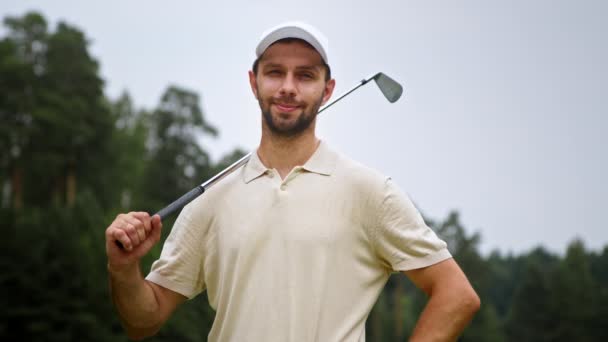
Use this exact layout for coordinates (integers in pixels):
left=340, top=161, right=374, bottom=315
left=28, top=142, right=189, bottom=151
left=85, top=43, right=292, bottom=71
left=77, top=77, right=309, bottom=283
left=331, top=146, right=390, bottom=196
left=178, top=164, right=245, bottom=225
left=323, top=145, right=399, bottom=220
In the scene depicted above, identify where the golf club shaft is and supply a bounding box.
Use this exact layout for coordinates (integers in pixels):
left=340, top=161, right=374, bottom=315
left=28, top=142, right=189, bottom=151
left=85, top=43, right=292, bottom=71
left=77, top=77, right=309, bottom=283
left=115, top=72, right=400, bottom=249
left=153, top=76, right=378, bottom=220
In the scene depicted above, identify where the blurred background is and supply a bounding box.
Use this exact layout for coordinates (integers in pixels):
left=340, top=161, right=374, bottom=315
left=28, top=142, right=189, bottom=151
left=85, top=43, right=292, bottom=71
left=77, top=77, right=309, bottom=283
left=1, top=1, right=606, bottom=341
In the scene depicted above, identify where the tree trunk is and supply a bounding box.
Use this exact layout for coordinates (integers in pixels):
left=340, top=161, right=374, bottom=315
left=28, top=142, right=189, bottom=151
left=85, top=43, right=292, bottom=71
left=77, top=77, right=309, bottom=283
left=11, top=165, right=22, bottom=210
left=66, top=162, right=76, bottom=207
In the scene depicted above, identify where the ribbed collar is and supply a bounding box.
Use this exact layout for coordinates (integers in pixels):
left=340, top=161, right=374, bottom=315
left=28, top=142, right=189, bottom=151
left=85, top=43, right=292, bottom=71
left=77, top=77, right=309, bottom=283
left=243, top=140, right=337, bottom=183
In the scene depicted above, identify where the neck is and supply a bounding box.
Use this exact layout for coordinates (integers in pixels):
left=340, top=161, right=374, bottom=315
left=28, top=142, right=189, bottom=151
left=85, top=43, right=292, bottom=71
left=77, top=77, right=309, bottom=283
left=257, top=123, right=320, bottom=179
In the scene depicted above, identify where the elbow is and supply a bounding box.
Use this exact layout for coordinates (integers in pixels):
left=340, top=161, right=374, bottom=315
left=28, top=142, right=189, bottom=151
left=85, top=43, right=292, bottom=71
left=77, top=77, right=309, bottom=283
left=464, top=288, right=481, bottom=317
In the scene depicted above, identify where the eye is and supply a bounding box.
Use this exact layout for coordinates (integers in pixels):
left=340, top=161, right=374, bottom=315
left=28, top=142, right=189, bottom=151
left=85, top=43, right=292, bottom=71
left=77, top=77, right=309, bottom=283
left=266, top=69, right=283, bottom=76
left=298, top=72, right=315, bottom=80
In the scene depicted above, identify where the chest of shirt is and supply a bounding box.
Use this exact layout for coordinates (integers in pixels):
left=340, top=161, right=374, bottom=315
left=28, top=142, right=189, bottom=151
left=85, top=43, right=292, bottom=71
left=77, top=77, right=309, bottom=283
left=206, top=172, right=374, bottom=264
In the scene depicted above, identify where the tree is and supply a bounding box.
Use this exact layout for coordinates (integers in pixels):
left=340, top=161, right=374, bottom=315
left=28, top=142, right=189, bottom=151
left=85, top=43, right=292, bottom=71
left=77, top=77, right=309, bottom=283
left=505, top=258, right=556, bottom=342
left=101, top=92, right=149, bottom=212
left=0, top=12, right=48, bottom=209
left=31, top=21, right=112, bottom=207
left=549, top=240, right=599, bottom=341
left=0, top=12, right=113, bottom=209
left=141, top=86, right=218, bottom=212
left=589, top=246, right=608, bottom=341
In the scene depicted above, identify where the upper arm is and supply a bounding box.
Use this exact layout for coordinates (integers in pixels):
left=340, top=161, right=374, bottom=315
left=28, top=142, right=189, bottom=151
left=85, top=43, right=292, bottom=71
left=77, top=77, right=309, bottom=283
left=120, top=281, right=188, bottom=340
left=403, top=258, right=475, bottom=297
left=371, top=178, right=451, bottom=271
left=147, top=281, right=188, bottom=328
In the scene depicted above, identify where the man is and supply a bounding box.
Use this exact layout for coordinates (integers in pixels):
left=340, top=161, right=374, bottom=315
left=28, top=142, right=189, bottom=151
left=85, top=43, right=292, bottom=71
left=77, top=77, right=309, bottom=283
left=106, top=22, right=480, bottom=341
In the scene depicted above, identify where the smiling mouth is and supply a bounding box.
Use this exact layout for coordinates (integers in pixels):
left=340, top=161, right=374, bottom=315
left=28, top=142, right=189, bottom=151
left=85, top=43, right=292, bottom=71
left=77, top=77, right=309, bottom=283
left=273, top=103, right=300, bottom=113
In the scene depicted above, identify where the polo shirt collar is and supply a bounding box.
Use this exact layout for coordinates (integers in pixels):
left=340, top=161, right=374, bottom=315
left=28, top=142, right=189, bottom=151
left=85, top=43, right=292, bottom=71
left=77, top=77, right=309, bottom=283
left=243, top=140, right=337, bottom=183
left=243, top=150, right=269, bottom=184
left=301, top=140, right=336, bottom=176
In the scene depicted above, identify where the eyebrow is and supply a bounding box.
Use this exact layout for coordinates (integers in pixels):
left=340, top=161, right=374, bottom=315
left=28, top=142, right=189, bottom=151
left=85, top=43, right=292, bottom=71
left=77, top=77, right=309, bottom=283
left=262, top=63, right=322, bottom=72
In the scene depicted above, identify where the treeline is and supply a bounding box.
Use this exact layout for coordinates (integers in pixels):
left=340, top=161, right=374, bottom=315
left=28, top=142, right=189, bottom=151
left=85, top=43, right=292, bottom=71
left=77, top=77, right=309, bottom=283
left=368, top=213, right=608, bottom=341
left=0, top=11, right=237, bottom=341
left=1, top=11, right=606, bottom=341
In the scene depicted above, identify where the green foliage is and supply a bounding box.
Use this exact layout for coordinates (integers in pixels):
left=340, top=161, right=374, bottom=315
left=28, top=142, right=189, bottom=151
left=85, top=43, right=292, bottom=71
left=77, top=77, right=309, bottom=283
left=505, top=256, right=556, bottom=341
left=366, top=213, right=608, bottom=342
left=0, top=10, right=241, bottom=341
left=1, top=10, right=607, bottom=342
left=1, top=198, right=122, bottom=341
left=141, top=86, right=218, bottom=211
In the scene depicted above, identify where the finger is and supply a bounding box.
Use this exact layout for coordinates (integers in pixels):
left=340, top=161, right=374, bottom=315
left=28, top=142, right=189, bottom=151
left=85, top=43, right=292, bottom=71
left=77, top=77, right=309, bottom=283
left=112, top=229, right=132, bottom=251
left=151, top=214, right=162, bottom=230
left=136, top=225, right=146, bottom=242
left=151, top=215, right=163, bottom=239
left=132, top=212, right=152, bottom=233
left=122, top=213, right=145, bottom=230
left=120, top=220, right=141, bottom=246
left=121, top=214, right=148, bottom=244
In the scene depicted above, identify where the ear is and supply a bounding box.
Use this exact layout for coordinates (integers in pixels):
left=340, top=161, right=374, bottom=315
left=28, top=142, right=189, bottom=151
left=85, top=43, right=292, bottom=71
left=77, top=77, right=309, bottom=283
left=248, top=70, right=259, bottom=99
left=321, top=79, right=336, bottom=106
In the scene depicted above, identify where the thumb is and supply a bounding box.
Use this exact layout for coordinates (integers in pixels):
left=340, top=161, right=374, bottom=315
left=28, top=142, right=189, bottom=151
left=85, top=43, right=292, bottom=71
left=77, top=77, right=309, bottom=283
left=135, top=217, right=163, bottom=256
left=150, top=214, right=163, bottom=241
left=151, top=214, right=162, bottom=231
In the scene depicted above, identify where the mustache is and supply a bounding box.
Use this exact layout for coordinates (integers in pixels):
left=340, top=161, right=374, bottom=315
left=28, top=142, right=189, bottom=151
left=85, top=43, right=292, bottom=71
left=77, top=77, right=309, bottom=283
left=271, top=96, right=302, bottom=106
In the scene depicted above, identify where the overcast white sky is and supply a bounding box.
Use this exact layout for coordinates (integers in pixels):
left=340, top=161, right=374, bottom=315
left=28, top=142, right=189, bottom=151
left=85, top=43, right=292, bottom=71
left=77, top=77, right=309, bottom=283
left=2, top=0, right=606, bottom=255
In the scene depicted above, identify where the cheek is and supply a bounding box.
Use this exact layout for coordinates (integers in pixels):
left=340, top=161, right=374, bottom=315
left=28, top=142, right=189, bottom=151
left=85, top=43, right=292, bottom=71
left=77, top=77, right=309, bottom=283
left=258, top=78, right=282, bottom=96
left=309, top=87, right=325, bottom=102
left=300, top=83, right=325, bottom=99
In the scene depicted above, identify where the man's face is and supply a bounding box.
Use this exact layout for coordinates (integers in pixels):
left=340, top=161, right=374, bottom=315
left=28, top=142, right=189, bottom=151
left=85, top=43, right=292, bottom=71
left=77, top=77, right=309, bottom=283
left=249, top=40, right=335, bottom=137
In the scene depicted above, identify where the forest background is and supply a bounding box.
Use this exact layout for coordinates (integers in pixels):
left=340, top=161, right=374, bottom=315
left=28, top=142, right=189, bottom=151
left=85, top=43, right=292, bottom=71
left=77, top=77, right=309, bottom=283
left=1, top=12, right=607, bottom=341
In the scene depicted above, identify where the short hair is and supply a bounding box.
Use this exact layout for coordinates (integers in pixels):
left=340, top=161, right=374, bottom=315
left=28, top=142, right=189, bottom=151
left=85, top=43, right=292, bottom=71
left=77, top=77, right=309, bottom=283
left=252, top=38, right=332, bottom=82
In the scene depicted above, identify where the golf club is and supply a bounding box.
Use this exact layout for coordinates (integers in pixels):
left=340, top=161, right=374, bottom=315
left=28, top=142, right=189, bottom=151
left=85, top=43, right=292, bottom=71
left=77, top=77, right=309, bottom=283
left=155, top=72, right=403, bottom=220
left=115, top=72, right=403, bottom=249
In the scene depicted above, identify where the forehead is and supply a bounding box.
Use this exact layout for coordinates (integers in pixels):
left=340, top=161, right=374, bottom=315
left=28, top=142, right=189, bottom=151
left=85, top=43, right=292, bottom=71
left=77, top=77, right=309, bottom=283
left=258, top=39, right=324, bottom=67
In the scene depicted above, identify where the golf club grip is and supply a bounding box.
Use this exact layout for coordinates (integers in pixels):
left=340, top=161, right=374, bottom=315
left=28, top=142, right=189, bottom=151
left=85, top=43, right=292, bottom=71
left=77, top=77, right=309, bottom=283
left=155, top=186, right=205, bottom=220
left=114, top=186, right=204, bottom=250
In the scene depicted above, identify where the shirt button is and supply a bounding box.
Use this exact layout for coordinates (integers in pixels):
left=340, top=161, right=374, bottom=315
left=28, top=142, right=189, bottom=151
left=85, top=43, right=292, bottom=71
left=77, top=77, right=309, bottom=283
left=267, top=171, right=274, bottom=178
left=280, top=184, right=286, bottom=191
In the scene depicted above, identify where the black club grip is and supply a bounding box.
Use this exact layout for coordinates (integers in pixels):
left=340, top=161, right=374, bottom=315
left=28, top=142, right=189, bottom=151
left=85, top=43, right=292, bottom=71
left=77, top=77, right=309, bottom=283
left=155, top=186, right=205, bottom=220
left=114, top=186, right=205, bottom=250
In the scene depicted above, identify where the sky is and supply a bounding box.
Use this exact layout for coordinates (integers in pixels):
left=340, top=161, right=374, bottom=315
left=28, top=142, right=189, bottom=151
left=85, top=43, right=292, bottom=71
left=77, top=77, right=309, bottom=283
left=2, top=0, right=606, bottom=255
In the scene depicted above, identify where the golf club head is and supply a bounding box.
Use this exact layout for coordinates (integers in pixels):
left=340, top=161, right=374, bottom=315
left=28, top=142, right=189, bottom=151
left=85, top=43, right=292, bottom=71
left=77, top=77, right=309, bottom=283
left=373, top=73, right=403, bottom=103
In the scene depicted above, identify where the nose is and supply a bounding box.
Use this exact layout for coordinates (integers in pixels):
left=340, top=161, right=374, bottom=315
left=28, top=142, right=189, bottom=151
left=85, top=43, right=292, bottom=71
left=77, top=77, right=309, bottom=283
left=279, top=73, right=297, bottom=97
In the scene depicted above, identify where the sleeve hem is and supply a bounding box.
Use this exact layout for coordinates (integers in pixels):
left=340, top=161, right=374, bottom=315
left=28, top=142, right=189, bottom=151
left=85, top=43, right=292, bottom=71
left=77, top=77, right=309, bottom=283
left=145, top=272, right=199, bottom=300
left=392, top=248, right=452, bottom=272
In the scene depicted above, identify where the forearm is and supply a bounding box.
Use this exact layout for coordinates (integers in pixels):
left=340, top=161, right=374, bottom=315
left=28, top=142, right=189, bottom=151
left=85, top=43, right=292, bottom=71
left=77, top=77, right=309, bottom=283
left=108, top=262, right=162, bottom=337
left=409, top=287, right=480, bottom=341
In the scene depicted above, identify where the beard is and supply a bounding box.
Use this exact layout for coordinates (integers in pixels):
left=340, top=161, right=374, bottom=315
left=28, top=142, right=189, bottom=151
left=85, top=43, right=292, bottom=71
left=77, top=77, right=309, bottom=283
left=258, top=90, right=324, bottom=138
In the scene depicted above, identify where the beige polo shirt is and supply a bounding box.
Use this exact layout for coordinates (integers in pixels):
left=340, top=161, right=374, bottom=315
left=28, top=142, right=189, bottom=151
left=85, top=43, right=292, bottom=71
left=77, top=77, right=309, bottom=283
left=146, top=141, right=451, bottom=342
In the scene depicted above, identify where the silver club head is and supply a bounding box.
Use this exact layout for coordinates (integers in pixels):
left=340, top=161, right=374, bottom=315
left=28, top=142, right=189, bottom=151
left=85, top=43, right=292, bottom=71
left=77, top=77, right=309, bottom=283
left=372, top=72, right=403, bottom=103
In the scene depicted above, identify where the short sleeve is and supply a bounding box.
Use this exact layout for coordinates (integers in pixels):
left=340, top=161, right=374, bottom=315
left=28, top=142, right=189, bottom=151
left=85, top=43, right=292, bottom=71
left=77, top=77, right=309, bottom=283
left=145, top=203, right=206, bottom=299
left=371, top=178, right=451, bottom=271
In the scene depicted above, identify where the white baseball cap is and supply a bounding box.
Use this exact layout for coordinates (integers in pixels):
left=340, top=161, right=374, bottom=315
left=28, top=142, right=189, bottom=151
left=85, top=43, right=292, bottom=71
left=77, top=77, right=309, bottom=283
left=255, top=21, right=329, bottom=64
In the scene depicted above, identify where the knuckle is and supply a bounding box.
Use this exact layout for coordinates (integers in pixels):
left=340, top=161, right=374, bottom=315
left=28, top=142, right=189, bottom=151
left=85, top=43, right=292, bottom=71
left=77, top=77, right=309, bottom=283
left=115, top=229, right=126, bottom=239
left=107, top=227, right=119, bottom=237
left=125, top=224, right=136, bottom=234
